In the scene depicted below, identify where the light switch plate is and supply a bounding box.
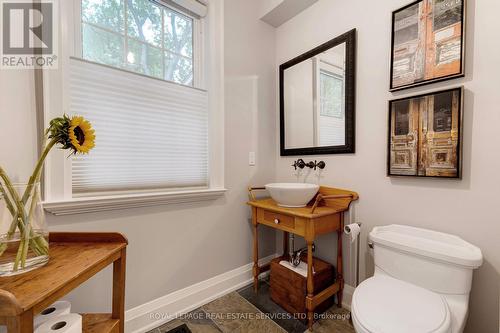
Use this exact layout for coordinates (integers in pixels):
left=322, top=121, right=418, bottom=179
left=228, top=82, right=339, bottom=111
left=249, top=152, right=256, bottom=166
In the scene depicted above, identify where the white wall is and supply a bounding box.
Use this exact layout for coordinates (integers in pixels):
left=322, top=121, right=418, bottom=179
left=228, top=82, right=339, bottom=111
left=0, top=0, right=277, bottom=321
left=274, top=0, right=500, bottom=332
left=0, top=71, right=37, bottom=181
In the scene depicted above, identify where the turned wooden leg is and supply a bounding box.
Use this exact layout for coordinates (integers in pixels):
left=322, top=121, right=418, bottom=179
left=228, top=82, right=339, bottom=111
left=306, top=240, right=315, bottom=331
left=283, top=231, right=289, bottom=257
left=337, top=213, right=344, bottom=308
left=113, top=248, right=126, bottom=333
left=252, top=207, right=259, bottom=292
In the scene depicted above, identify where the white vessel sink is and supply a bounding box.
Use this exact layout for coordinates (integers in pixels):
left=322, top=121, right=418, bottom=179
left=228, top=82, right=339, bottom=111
left=265, top=183, right=319, bottom=208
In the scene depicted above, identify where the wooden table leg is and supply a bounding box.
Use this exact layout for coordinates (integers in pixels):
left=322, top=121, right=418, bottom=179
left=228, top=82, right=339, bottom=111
left=283, top=231, right=289, bottom=257
left=337, top=213, right=344, bottom=308
left=6, top=311, right=33, bottom=333
left=112, top=248, right=126, bottom=333
left=252, top=207, right=259, bottom=292
left=306, top=239, right=315, bottom=331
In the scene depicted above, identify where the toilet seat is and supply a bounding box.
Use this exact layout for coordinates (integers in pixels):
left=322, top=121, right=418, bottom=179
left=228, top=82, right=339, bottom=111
left=351, top=275, right=451, bottom=333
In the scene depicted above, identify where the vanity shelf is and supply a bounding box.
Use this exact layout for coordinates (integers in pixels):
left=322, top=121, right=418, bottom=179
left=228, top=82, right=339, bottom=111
left=0, top=232, right=127, bottom=333
left=247, top=186, right=358, bottom=331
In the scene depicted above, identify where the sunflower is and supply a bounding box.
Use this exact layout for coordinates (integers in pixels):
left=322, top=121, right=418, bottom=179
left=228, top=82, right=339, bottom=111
left=68, top=116, right=95, bottom=154
left=0, top=114, right=97, bottom=269
left=48, top=114, right=96, bottom=155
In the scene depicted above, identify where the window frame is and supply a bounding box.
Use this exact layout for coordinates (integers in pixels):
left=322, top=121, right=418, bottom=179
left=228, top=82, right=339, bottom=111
left=41, top=0, right=225, bottom=214
left=312, top=56, right=346, bottom=147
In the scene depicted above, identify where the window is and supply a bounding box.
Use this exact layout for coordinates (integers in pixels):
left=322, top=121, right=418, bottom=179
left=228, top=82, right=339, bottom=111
left=73, top=0, right=207, bottom=196
left=41, top=0, right=226, bottom=214
left=313, top=55, right=346, bottom=147
left=320, top=70, right=344, bottom=118
left=69, top=59, right=208, bottom=195
left=81, top=0, right=195, bottom=86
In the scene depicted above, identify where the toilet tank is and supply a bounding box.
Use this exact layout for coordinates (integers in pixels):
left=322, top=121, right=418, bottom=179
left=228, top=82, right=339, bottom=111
left=369, top=225, right=482, bottom=295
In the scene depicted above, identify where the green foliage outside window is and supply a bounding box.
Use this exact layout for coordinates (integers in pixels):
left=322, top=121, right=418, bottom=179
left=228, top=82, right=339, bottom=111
left=320, top=71, right=344, bottom=118
left=82, top=0, right=194, bottom=86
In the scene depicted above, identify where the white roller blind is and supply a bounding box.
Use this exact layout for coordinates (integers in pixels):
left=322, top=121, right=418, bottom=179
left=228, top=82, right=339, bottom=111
left=69, top=58, right=208, bottom=195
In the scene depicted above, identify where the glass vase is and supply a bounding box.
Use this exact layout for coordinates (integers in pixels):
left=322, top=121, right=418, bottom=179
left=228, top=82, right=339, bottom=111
left=0, top=182, right=49, bottom=276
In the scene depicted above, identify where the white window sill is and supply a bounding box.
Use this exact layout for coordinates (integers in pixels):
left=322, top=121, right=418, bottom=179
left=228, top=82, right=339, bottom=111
left=43, top=188, right=227, bottom=216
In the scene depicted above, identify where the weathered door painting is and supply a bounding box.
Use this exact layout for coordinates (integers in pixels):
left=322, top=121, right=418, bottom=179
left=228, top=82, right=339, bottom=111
left=392, top=3, right=425, bottom=88
left=419, top=90, right=460, bottom=177
left=425, top=0, right=463, bottom=79
left=389, top=88, right=461, bottom=178
left=392, top=0, right=464, bottom=90
left=389, top=99, right=419, bottom=176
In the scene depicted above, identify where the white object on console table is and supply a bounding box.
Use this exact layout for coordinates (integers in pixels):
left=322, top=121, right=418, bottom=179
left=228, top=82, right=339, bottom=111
left=34, top=301, right=71, bottom=328
left=35, top=313, right=82, bottom=333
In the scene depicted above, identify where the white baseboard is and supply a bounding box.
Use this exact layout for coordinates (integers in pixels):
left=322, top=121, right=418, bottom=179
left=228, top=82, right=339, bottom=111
left=125, top=254, right=277, bottom=333
left=125, top=254, right=355, bottom=333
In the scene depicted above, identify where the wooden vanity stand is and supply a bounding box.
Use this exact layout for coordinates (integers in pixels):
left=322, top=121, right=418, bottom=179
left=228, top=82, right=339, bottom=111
left=247, top=186, right=358, bottom=330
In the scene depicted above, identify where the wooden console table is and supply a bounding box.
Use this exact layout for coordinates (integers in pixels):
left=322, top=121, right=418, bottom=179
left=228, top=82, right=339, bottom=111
left=0, top=232, right=127, bottom=333
left=247, top=186, right=358, bottom=330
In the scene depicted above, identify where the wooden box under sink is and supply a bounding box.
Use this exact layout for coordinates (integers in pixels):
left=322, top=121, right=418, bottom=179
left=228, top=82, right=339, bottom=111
left=270, top=256, right=335, bottom=318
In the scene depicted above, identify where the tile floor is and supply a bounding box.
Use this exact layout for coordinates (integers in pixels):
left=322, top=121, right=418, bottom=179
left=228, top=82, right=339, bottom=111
left=148, top=279, right=354, bottom=333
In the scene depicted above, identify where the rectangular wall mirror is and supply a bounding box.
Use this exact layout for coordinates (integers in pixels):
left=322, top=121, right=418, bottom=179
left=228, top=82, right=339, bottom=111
left=280, top=29, right=356, bottom=156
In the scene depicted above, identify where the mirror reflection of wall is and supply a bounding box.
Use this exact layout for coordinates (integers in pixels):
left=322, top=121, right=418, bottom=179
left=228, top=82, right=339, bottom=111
left=283, top=43, right=346, bottom=149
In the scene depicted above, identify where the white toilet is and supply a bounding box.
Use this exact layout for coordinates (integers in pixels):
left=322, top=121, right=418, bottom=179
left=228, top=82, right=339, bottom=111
left=351, top=225, right=482, bottom=333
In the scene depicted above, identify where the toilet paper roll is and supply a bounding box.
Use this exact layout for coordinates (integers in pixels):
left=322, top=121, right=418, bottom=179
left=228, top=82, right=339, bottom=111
left=34, top=301, right=71, bottom=328
left=35, top=314, right=82, bottom=333
left=344, top=223, right=360, bottom=243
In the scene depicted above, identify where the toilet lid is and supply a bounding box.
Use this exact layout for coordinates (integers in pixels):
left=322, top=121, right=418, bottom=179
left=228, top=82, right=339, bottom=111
left=352, top=275, right=451, bottom=333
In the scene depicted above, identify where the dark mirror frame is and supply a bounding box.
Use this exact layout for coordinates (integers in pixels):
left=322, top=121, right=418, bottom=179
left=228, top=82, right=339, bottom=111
left=280, top=29, right=356, bottom=156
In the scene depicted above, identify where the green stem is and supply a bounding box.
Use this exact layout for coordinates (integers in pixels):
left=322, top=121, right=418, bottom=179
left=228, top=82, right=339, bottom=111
left=13, top=238, right=24, bottom=271
left=19, top=139, right=55, bottom=255
left=0, top=183, right=15, bottom=216
left=27, top=186, right=39, bottom=228
left=12, top=185, right=47, bottom=270
left=26, top=167, right=49, bottom=255
left=0, top=170, right=30, bottom=272
left=23, top=139, right=57, bottom=204
left=0, top=184, right=15, bottom=257
left=0, top=182, right=16, bottom=257
left=1, top=139, right=54, bottom=269
left=6, top=139, right=56, bottom=234
left=17, top=186, right=40, bottom=268
left=19, top=225, right=30, bottom=268
left=0, top=167, right=27, bottom=223
left=21, top=185, right=41, bottom=267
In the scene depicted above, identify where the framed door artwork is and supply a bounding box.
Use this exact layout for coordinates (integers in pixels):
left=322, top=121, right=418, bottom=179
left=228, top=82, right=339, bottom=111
left=390, top=0, right=465, bottom=91
left=388, top=87, right=463, bottom=178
